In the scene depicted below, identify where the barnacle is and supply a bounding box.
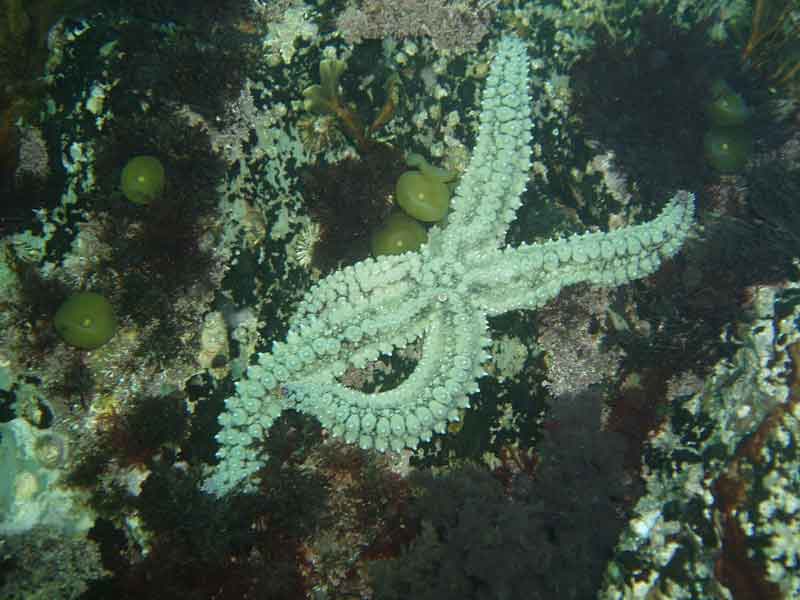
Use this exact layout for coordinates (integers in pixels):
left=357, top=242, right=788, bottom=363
left=293, top=221, right=322, bottom=268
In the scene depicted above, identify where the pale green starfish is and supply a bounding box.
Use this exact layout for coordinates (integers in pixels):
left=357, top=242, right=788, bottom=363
left=204, top=35, right=694, bottom=495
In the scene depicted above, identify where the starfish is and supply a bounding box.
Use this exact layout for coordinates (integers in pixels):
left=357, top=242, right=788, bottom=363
left=205, top=35, right=694, bottom=495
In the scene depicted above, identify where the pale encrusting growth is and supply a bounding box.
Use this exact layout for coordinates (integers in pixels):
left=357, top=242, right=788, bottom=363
left=336, top=0, right=496, bottom=54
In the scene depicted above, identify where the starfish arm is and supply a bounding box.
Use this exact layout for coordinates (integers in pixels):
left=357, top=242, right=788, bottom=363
left=287, top=305, right=489, bottom=452
left=203, top=252, right=425, bottom=494
left=290, top=252, right=430, bottom=367
left=441, top=35, right=533, bottom=260
left=204, top=250, right=490, bottom=494
left=205, top=304, right=490, bottom=494
left=465, top=191, right=695, bottom=316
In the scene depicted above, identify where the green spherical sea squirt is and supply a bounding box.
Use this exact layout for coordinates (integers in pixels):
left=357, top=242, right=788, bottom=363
left=704, top=80, right=751, bottom=173
left=54, top=292, right=117, bottom=350
left=371, top=212, right=428, bottom=256
left=121, top=155, right=165, bottom=205
left=704, top=127, right=752, bottom=174
left=706, top=79, right=750, bottom=127
left=395, top=154, right=456, bottom=222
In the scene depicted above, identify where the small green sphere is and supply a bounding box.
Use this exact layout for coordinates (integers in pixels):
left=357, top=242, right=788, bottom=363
left=704, top=127, right=751, bottom=173
left=54, top=292, right=117, bottom=350
left=120, top=155, right=165, bottom=205
left=396, top=170, right=450, bottom=222
left=706, top=80, right=749, bottom=127
left=371, top=212, right=428, bottom=256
